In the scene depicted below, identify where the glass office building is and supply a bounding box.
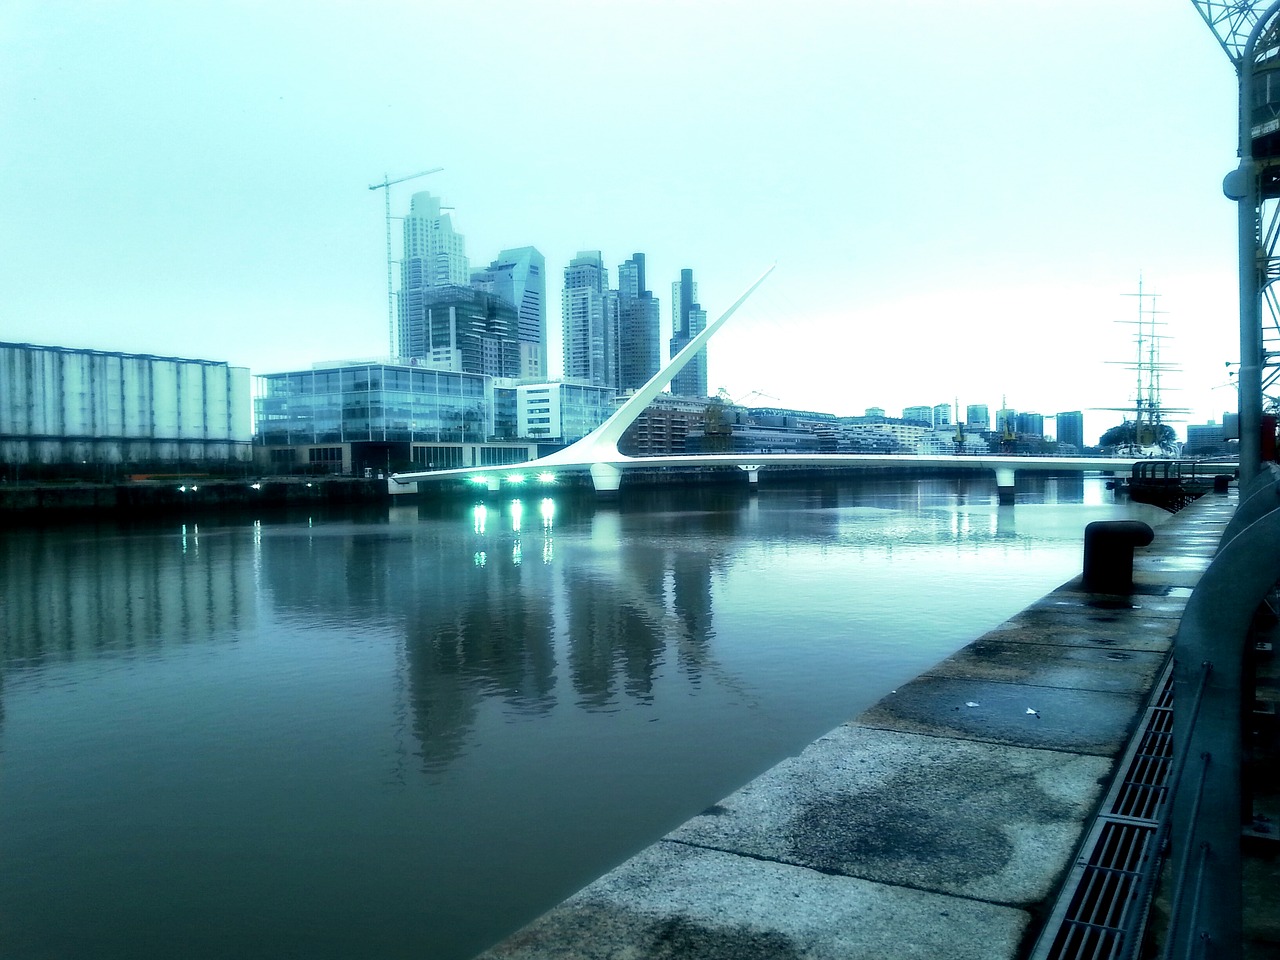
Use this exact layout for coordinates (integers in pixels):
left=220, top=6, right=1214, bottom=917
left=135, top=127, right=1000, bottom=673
left=255, top=361, right=534, bottom=475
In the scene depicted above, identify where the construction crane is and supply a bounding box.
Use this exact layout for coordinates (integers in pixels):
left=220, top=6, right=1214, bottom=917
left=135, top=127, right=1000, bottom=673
left=369, top=167, right=443, bottom=357
left=1190, top=1, right=1270, bottom=65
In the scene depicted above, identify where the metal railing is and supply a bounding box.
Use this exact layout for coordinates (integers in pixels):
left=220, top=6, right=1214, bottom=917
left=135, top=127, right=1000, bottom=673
left=1162, top=464, right=1280, bottom=957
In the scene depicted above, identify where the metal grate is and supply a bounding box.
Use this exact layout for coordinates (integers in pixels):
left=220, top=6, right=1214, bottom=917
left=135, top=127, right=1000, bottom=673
left=1030, top=662, right=1175, bottom=960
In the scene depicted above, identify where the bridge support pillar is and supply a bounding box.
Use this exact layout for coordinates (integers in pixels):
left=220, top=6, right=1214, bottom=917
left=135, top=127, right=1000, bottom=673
left=994, top=467, right=1016, bottom=506
left=590, top=462, right=622, bottom=495
left=486, top=476, right=501, bottom=494
left=738, top=464, right=763, bottom=485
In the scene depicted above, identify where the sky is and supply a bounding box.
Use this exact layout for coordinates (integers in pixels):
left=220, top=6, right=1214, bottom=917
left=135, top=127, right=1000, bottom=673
left=0, top=0, right=1251, bottom=444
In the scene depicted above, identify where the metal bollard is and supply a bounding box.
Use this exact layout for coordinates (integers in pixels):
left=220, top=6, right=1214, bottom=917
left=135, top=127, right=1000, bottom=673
left=1082, top=520, right=1154, bottom=593
left=1214, top=473, right=1231, bottom=494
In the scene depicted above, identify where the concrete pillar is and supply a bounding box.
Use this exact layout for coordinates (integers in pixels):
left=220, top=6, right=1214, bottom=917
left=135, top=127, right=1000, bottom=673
left=487, top=475, right=501, bottom=494
left=590, top=462, right=622, bottom=494
left=738, top=464, right=762, bottom=484
left=994, top=467, right=1016, bottom=506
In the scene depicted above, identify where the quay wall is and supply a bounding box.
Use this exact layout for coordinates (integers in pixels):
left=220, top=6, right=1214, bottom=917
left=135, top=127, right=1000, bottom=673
left=477, top=490, right=1237, bottom=960
left=0, top=477, right=387, bottom=519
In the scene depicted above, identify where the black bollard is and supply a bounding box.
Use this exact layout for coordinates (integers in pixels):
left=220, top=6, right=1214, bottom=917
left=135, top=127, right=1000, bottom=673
left=1214, top=474, right=1231, bottom=494
left=1082, top=520, right=1155, bottom=593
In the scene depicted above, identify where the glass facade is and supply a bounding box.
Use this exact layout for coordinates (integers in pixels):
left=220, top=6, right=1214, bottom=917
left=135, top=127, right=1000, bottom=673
left=255, top=363, right=491, bottom=446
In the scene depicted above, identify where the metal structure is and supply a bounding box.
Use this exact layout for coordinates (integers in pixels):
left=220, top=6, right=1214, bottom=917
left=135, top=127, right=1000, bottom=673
left=368, top=167, right=443, bottom=358
left=1192, top=0, right=1280, bottom=483
left=388, top=265, right=1152, bottom=500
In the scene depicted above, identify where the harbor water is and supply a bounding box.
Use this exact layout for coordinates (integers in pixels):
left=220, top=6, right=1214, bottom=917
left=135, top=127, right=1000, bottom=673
left=0, top=476, right=1167, bottom=959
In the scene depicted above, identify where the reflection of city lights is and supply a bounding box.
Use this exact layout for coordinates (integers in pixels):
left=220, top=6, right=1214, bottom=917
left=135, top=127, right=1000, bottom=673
left=506, top=473, right=525, bottom=485
left=537, top=472, right=556, bottom=484
left=473, top=503, right=488, bottom=534
left=542, top=538, right=554, bottom=564
left=512, top=541, right=522, bottom=565
left=473, top=551, right=487, bottom=566
left=250, top=482, right=262, bottom=490
left=540, top=498, right=555, bottom=528
left=510, top=499, right=523, bottom=533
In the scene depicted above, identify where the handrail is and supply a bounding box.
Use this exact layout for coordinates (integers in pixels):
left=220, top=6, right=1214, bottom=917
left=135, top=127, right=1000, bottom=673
left=1161, top=488, right=1280, bottom=956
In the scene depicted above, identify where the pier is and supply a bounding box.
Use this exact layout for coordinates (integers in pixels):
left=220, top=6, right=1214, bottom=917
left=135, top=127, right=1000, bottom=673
left=477, top=484, right=1275, bottom=958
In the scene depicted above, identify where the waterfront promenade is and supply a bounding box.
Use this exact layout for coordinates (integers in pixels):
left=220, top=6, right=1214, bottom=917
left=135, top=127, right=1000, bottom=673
left=478, top=489, right=1240, bottom=959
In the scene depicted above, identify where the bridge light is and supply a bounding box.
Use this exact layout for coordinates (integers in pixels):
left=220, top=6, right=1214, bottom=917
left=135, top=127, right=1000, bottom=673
left=537, top=472, right=557, bottom=484
left=506, top=473, right=525, bottom=484
left=470, top=476, right=489, bottom=485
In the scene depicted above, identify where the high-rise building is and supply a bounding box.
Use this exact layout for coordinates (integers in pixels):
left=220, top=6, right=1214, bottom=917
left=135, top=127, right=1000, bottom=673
left=933, top=403, right=952, bottom=427
left=966, top=404, right=990, bottom=430
left=670, top=268, right=709, bottom=398
left=996, top=406, right=1017, bottom=435
left=616, top=253, right=660, bottom=393
left=562, top=251, right=615, bottom=388
left=397, top=192, right=470, bottom=358
left=406, top=285, right=521, bottom=379
left=471, top=247, right=546, bottom=379
left=1015, top=412, right=1045, bottom=438
left=903, top=405, right=933, bottom=426
left=1055, top=411, right=1084, bottom=450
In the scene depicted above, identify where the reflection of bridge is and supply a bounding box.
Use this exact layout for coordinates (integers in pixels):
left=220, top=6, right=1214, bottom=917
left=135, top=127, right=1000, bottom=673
left=389, top=265, right=1146, bottom=503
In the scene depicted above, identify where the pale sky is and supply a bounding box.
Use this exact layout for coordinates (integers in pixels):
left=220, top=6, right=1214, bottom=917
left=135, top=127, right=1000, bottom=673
left=0, top=1, right=1248, bottom=444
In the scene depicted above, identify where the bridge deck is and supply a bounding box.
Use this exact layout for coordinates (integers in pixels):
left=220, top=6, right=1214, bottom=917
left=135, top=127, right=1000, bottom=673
left=477, top=490, right=1238, bottom=960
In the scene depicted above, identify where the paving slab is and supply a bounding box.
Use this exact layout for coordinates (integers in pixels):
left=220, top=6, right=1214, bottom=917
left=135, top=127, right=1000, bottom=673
left=925, top=636, right=1166, bottom=693
left=478, top=840, right=1030, bottom=960
left=999, top=604, right=1179, bottom=642
left=861, top=674, right=1143, bottom=755
left=979, top=616, right=1175, bottom=653
left=666, top=725, right=1110, bottom=906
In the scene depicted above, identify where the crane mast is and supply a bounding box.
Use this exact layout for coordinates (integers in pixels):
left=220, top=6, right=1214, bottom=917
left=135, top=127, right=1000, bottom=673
left=369, top=167, right=443, bottom=358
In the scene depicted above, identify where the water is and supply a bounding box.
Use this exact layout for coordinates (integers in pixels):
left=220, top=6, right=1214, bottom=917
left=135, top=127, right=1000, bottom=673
left=0, top=476, right=1167, bottom=959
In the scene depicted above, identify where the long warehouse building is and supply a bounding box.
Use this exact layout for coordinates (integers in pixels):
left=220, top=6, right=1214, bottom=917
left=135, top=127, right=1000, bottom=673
left=0, top=341, right=252, bottom=468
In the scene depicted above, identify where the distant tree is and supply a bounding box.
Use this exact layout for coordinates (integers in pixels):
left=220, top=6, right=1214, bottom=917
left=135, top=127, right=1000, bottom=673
left=1099, top=421, right=1176, bottom=449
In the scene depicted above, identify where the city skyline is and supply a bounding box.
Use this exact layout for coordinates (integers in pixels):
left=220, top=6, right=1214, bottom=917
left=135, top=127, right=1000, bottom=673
left=1, top=2, right=1243, bottom=445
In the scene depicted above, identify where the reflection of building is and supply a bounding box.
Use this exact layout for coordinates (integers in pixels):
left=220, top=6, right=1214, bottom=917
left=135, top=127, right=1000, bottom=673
left=0, top=525, right=255, bottom=664
left=0, top=341, right=251, bottom=468
left=471, top=247, right=547, bottom=379
left=254, top=361, right=534, bottom=475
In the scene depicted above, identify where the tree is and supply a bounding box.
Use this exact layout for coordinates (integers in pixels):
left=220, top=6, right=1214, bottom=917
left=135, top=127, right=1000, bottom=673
left=1099, top=421, right=1176, bottom=449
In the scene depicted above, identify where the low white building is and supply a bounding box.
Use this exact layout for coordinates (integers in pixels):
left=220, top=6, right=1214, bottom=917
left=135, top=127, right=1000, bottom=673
left=0, top=341, right=251, bottom=468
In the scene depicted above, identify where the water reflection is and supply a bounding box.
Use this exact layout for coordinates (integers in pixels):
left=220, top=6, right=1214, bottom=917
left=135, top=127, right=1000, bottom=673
left=0, top=522, right=256, bottom=666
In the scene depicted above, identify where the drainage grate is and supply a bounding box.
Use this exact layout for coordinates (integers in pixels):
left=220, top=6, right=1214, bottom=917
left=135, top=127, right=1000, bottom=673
left=1029, top=661, right=1175, bottom=960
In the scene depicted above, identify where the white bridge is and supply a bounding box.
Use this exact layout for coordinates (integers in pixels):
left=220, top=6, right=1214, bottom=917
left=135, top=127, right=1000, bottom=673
left=389, top=265, right=1146, bottom=503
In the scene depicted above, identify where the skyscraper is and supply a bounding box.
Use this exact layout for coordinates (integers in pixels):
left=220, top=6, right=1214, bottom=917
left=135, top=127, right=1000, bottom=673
left=562, top=251, right=615, bottom=388
left=1055, top=411, right=1084, bottom=450
left=616, top=253, right=660, bottom=393
left=471, top=247, right=546, bottom=379
left=670, top=268, right=708, bottom=398
left=933, top=403, right=952, bottom=427
left=397, top=192, right=470, bottom=358
left=405, top=285, right=520, bottom=378
left=966, top=404, right=990, bottom=430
